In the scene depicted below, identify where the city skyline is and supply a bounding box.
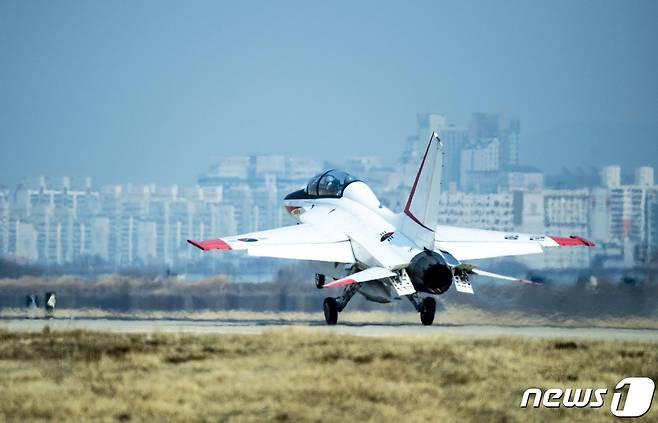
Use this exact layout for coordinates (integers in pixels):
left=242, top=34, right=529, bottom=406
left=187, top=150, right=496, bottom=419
left=1, top=162, right=655, bottom=272
left=1, top=111, right=656, bottom=274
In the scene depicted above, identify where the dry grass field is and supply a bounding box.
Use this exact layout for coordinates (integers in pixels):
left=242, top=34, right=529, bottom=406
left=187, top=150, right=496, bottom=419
left=0, top=328, right=656, bottom=422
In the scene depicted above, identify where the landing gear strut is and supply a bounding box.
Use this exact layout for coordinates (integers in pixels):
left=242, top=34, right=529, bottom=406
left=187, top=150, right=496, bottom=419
left=407, top=293, right=437, bottom=326
left=323, top=284, right=358, bottom=325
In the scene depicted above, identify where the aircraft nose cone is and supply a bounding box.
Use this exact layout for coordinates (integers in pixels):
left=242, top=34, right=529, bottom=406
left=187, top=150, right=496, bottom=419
left=284, top=189, right=306, bottom=200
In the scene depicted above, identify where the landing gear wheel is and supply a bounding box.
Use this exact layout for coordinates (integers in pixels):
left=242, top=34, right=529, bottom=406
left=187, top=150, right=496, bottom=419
left=323, top=297, right=338, bottom=325
left=315, top=274, right=325, bottom=289
left=420, top=297, right=436, bottom=326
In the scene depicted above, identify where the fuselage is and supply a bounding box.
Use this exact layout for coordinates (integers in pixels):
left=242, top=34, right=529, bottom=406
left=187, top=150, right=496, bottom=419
left=283, top=170, right=423, bottom=271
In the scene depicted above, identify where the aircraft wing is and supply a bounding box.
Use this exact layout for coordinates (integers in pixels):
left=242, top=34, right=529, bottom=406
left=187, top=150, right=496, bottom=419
left=435, top=225, right=595, bottom=261
left=188, top=224, right=356, bottom=263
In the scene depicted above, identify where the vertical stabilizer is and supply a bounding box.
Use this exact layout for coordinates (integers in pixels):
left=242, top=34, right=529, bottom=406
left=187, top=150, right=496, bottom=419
left=400, top=132, right=443, bottom=249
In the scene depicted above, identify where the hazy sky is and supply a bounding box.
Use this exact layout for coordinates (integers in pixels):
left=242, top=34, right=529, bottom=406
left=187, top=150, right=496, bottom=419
left=1, top=0, right=656, bottom=186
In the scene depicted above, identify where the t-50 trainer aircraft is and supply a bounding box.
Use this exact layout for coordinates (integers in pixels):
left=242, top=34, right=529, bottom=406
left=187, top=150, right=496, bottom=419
left=188, top=133, right=594, bottom=325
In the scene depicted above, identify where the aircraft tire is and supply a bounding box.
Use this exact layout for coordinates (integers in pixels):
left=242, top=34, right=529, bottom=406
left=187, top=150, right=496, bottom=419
left=420, top=297, right=436, bottom=326
left=315, top=274, right=325, bottom=289
left=323, top=297, right=338, bottom=325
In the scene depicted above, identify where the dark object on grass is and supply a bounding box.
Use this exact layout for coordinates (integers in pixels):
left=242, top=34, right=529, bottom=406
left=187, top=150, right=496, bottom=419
left=45, top=292, right=56, bottom=317
left=25, top=294, right=39, bottom=308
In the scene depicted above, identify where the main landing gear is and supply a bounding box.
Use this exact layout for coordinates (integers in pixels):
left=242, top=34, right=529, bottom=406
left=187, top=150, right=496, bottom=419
left=322, top=284, right=358, bottom=325
left=407, top=293, right=437, bottom=326
left=323, top=297, right=338, bottom=325
left=317, top=273, right=438, bottom=326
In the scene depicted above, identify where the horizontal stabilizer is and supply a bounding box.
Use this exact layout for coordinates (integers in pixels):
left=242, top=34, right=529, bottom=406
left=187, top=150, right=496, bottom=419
left=187, top=239, right=231, bottom=251
left=470, top=268, right=538, bottom=285
left=322, top=267, right=395, bottom=289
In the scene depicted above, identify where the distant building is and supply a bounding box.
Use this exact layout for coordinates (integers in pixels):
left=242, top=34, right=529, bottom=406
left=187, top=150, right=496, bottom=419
left=200, top=154, right=321, bottom=188
left=469, top=112, right=520, bottom=170
left=589, top=187, right=611, bottom=243
left=400, top=113, right=450, bottom=184
left=0, top=192, right=8, bottom=256
left=501, top=167, right=544, bottom=192
left=513, top=189, right=591, bottom=269
left=460, top=139, right=500, bottom=192
left=513, top=191, right=544, bottom=233
left=610, top=186, right=647, bottom=244
left=600, top=165, right=621, bottom=188
left=90, top=217, right=110, bottom=261
left=285, top=157, right=322, bottom=181
left=647, top=190, right=658, bottom=260
left=200, top=156, right=250, bottom=184
left=254, top=155, right=286, bottom=177
left=635, top=166, right=654, bottom=187
left=437, top=191, right=514, bottom=231
left=439, top=125, right=469, bottom=190
left=12, top=220, right=38, bottom=262
left=593, top=165, right=657, bottom=264
left=543, top=189, right=590, bottom=229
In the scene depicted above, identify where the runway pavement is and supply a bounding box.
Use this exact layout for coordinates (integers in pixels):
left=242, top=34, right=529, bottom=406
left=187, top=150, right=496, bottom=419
left=3, top=317, right=658, bottom=342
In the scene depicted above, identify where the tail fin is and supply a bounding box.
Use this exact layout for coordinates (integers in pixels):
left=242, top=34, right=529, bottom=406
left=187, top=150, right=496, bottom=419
left=400, top=131, right=443, bottom=249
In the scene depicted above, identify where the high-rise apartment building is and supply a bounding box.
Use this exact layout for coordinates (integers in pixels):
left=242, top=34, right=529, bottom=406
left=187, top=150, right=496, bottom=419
left=400, top=114, right=468, bottom=190
left=635, top=166, right=654, bottom=187
left=600, top=165, right=621, bottom=188
left=469, top=113, right=520, bottom=169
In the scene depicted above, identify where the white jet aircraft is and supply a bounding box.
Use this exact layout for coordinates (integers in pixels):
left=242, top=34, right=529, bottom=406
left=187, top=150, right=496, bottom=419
left=189, top=133, right=595, bottom=325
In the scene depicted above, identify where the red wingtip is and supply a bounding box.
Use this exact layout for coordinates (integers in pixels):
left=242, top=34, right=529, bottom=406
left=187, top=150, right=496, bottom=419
left=187, top=239, right=232, bottom=251
left=550, top=235, right=596, bottom=247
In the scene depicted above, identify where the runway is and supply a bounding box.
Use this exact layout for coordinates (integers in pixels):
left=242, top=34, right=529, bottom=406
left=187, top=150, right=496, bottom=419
left=3, top=317, right=658, bottom=342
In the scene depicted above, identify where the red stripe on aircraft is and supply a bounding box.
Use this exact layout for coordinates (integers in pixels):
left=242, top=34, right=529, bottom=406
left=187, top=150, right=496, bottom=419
left=322, top=278, right=357, bottom=289
left=403, top=135, right=435, bottom=232
left=187, top=239, right=232, bottom=251
left=549, top=236, right=596, bottom=247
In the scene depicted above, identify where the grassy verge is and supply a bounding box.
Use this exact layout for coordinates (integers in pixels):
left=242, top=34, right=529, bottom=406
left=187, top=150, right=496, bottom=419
left=0, top=328, right=656, bottom=422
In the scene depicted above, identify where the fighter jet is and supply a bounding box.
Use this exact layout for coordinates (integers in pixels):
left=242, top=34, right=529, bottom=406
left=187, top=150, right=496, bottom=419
left=188, top=133, right=594, bottom=325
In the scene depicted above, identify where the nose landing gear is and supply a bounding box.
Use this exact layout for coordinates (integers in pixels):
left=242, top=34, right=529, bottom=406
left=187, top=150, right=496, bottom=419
left=315, top=273, right=326, bottom=289
left=322, top=284, right=358, bottom=325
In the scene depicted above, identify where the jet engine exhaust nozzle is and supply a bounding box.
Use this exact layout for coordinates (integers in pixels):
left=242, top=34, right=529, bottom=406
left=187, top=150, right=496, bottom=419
left=406, top=250, right=453, bottom=295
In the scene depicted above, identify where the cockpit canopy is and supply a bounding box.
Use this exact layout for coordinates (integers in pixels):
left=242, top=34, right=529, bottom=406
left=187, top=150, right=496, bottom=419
left=305, top=169, right=359, bottom=198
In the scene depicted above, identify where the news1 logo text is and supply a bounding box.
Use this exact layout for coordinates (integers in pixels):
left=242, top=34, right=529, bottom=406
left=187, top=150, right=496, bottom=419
left=520, top=377, right=655, bottom=418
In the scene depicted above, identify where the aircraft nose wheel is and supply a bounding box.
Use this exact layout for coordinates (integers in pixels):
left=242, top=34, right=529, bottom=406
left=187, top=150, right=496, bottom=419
left=323, top=297, right=338, bottom=325
left=419, top=297, right=436, bottom=326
